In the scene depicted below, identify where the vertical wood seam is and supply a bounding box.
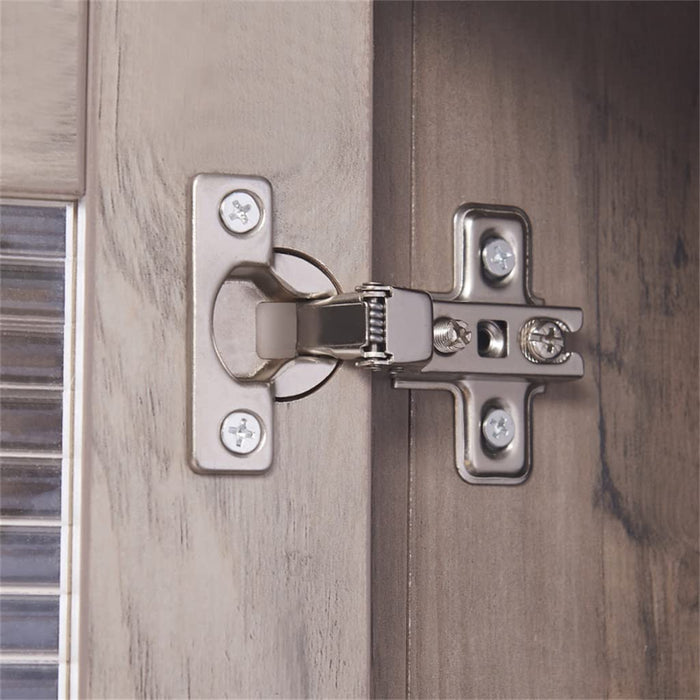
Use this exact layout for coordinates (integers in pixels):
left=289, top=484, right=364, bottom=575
left=406, top=3, right=417, bottom=697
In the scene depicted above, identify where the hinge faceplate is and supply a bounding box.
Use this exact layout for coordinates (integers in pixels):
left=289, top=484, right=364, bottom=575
left=191, top=174, right=584, bottom=483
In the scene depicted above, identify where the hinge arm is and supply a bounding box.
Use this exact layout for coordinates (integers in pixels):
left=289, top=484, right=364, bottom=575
left=257, top=284, right=434, bottom=368
left=257, top=284, right=583, bottom=382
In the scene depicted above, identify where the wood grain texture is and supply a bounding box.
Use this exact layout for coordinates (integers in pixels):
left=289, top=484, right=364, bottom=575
left=81, top=2, right=372, bottom=697
left=371, top=3, right=413, bottom=698
left=0, top=0, right=86, bottom=197
left=373, top=2, right=698, bottom=698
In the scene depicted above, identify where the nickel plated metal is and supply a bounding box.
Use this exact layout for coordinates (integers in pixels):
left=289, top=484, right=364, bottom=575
left=191, top=175, right=583, bottom=483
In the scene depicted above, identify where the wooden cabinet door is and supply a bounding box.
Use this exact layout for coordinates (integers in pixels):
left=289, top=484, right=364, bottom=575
left=61, top=2, right=372, bottom=697
left=372, top=3, right=698, bottom=698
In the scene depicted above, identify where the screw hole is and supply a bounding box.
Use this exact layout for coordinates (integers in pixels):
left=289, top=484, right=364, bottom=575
left=477, top=320, right=507, bottom=358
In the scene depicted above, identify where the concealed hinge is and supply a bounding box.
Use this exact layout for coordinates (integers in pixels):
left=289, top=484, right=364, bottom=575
left=190, top=174, right=583, bottom=484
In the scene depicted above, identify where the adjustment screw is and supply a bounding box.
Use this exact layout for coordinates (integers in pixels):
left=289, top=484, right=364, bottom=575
left=482, top=408, right=515, bottom=450
left=219, top=191, right=261, bottom=234
left=522, top=319, right=565, bottom=362
left=220, top=411, right=263, bottom=455
left=481, top=237, right=516, bottom=279
left=433, top=318, right=472, bottom=354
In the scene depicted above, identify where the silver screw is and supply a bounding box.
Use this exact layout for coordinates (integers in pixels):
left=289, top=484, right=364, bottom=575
left=481, top=237, right=516, bottom=279
left=522, top=319, right=565, bottom=363
left=433, top=318, right=472, bottom=354
left=220, top=411, right=263, bottom=455
left=219, top=191, right=262, bottom=234
left=482, top=408, right=515, bottom=450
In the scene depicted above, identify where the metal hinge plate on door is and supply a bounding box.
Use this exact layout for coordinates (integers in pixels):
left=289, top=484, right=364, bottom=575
left=190, top=174, right=583, bottom=484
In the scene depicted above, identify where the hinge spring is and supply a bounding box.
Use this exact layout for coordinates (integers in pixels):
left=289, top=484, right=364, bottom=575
left=367, top=297, right=386, bottom=344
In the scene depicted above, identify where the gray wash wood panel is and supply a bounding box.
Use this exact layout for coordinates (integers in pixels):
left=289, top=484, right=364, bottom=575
left=372, top=2, right=698, bottom=698
left=0, top=0, right=86, bottom=197
left=80, top=2, right=372, bottom=697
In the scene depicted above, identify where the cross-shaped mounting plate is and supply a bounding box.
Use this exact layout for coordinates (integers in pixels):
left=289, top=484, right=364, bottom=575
left=393, top=204, right=583, bottom=484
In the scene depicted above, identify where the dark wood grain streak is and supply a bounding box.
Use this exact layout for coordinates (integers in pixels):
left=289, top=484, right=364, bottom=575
left=373, top=2, right=698, bottom=698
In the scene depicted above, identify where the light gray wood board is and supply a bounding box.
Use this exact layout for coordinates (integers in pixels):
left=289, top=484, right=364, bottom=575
left=372, top=2, right=698, bottom=698
left=80, top=2, right=372, bottom=697
left=0, top=0, right=86, bottom=198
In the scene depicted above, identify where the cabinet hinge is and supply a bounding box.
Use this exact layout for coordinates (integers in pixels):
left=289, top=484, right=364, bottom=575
left=190, top=174, right=584, bottom=484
